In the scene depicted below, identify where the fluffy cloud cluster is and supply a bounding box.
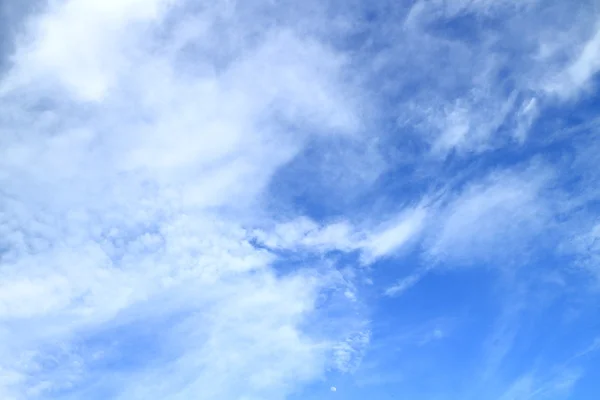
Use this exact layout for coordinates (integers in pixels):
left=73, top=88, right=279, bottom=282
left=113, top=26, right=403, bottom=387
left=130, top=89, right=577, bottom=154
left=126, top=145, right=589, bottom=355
left=0, top=0, right=370, bottom=398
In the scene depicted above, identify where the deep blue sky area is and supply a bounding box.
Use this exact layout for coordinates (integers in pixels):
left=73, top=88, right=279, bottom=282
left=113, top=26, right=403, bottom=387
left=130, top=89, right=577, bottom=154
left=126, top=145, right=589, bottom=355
left=1, top=0, right=600, bottom=399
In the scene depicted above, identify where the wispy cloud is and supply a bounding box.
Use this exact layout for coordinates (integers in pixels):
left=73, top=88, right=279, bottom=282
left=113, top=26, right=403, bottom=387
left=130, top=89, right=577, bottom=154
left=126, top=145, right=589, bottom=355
left=384, top=272, right=424, bottom=297
left=0, top=0, right=370, bottom=398
left=497, top=369, right=581, bottom=400
left=543, top=20, right=600, bottom=99
left=425, top=167, right=552, bottom=268
left=360, top=206, right=428, bottom=264
left=253, top=205, right=427, bottom=264
left=2, top=0, right=600, bottom=399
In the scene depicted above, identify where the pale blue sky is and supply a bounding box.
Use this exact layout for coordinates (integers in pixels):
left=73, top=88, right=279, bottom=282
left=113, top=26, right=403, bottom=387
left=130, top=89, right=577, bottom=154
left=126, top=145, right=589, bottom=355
left=1, top=1, right=600, bottom=399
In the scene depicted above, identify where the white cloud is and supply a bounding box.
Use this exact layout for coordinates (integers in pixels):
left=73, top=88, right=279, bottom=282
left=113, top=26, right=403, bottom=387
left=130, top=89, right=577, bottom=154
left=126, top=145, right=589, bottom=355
left=429, top=94, right=519, bottom=155
left=384, top=272, right=424, bottom=297
left=254, top=217, right=362, bottom=254
left=417, top=327, right=446, bottom=346
left=567, top=222, right=600, bottom=282
left=360, top=207, right=428, bottom=264
left=398, top=1, right=600, bottom=156
left=0, top=0, right=370, bottom=398
left=514, top=97, right=539, bottom=143
left=425, top=168, right=551, bottom=267
left=103, top=271, right=335, bottom=400
left=2, top=0, right=598, bottom=398
left=253, top=205, right=427, bottom=264
left=5, top=0, right=173, bottom=101
left=332, top=331, right=371, bottom=373
left=497, top=375, right=536, bottom=400
left=405, top=0, right=536, bottom=28
left=497, top=369, right=581, bottom=400
left=544, top=21, right=600, bottom=99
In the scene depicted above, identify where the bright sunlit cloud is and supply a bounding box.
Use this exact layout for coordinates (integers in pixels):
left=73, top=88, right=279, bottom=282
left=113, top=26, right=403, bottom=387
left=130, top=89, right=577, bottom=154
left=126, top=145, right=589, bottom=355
left=1, top=1, right=600, bottom=399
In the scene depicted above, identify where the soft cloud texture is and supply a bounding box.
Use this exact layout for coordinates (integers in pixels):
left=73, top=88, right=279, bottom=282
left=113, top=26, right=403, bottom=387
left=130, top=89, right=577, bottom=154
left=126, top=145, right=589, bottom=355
left=2, top=0, right=600, bottom=399
left=0, top=0, right=370, bottom=398
left=426, top=167, right=552, bottom=267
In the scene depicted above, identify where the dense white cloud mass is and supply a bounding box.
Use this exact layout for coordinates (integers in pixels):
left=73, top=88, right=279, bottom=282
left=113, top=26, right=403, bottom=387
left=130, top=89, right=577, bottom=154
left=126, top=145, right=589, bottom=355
left=2, top=0, right=600, bottom=399
left=0, top=0, right=371, bottom=399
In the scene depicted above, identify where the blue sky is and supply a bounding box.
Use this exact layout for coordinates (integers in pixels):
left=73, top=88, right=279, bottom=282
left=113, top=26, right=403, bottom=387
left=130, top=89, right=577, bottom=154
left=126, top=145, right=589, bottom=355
left=1, top=0, right=600, bottom=399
